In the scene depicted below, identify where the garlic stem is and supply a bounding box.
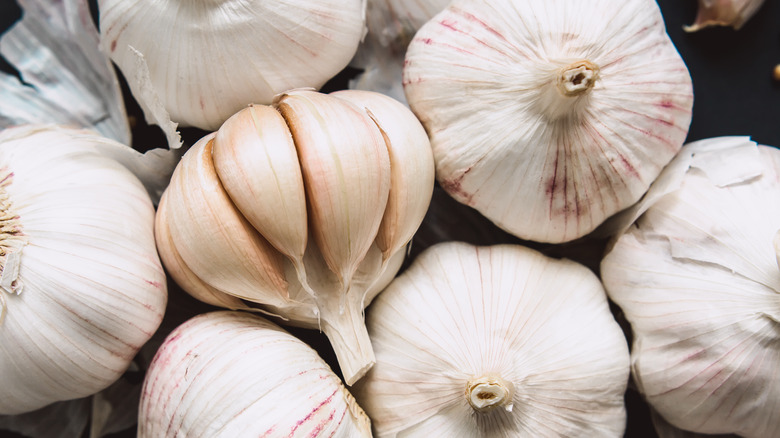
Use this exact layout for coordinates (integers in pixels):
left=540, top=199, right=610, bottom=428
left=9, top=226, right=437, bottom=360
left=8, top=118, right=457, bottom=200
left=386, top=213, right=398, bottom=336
left=466, top=375, right=514, bottom=412
left=535, top=59, right=599, bottom=121
left=556, top=60, right=599, bottom=97
left=321, top=295, right=376, bottom=386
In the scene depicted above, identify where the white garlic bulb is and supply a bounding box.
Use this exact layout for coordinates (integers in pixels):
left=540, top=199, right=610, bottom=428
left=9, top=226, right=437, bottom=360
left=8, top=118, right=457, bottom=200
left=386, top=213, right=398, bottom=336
left=155, top=89, right=435, bottom=385
left=0, top=125, right=167, bottom=415
left=685, top=0, right=766, bottom=32
left=139, top=311, right=371, bottom=437
left=98, top=0, right=367, bottom=131
left=354, top=241, right=630, bottom=436
left=601, top=137, right=780, bottom=437
left=403, top=0, right=693, bottom=243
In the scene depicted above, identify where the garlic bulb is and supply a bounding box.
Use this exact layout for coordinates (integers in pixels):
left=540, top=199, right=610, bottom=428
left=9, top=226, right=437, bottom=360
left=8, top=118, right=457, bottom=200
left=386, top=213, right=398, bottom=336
left=98, top=0, right=367, bottom=131
left=155, top=89, right=435, bottom=384
left=601, top=137, right=780, bottom=437
left=684, top=0, right=765, bottom=32
left=139, top=311, right=371, bottom=437
left=403, top=0, right=694, bottom=243
left=354, top=241, right=630, bottom=436
left=0, top=125, right=167, bottom=415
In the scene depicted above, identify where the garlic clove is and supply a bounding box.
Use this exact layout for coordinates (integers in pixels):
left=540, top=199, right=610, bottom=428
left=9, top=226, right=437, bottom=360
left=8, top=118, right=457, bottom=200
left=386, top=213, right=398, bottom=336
left=211, top=104, right=310, bottom=291
left=275, top=90, right=392, bottom=292
left=403, top=0, right=693, bottom=243
left=684, top=0, right=766, bottom=32
left=154, top=191, right=250, bottom=311
left=162, top=133, right=289, bottom=306
left=331, top=89, right=435, bottom=263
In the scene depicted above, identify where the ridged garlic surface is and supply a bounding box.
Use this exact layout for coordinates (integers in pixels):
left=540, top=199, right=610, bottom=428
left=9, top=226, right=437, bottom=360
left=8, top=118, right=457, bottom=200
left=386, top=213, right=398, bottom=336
left=685, top=0, right=766, bottom=31
left=155, top=89, right=435, bottom=385
left=98, top=0, right=366, bottom=131
left=0, top=125, right=167, bottom=415
left=355, top=242, right=630, bottom=436
left=139, top=311, right=371, bottom=437
left=601, top=137, right=780, bottom=437
left=403, top=0, right=693, bottom=243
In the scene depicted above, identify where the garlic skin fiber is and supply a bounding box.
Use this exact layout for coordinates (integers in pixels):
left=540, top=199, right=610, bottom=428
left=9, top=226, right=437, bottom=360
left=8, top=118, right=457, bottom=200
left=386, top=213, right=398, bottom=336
left=684, top=0, right=766, bottom=32
left=403, top=0, right=693, bottom=243
left=0, top=125, right=167, bottom=415
left=98, top=0, right=367, bottom=131
left=601, top=137, right=780, bottom=437
left=355, top=242, right=630, bottom=436
left=139, top=311, right=370, bottom=437
left=155, top=89, right=435, bottom=385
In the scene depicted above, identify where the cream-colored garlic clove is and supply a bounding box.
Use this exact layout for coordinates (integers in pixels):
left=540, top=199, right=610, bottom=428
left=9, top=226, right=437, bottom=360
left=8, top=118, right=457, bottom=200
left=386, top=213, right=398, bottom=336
left=331, top=89, right=435, bottom=263
left=211, top=105, right=310, bottom=291
left=163, top=133, right=289, bottom=306
left=354, top=242, right=630, bottom=436
left=684, top=0, right=766, bottom=32
left=403, top=0, right=693, bottom=243
left=139, top=311, right=371, bottom=437
left=601, top=137, right=780, bottom=437
left=276, top=90, right=392, bottom=293
left=98, top=0, right=367, bottom=130
left=154, top=191, right=250, bottom=311
left=0, top=125, right=166, bottom=415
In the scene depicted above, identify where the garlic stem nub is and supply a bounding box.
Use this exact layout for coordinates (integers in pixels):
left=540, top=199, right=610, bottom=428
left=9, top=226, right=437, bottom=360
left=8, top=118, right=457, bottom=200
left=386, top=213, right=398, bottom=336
left=557, top=60, right=599, bottom=97
left=466, top=375, right=514, bottom=412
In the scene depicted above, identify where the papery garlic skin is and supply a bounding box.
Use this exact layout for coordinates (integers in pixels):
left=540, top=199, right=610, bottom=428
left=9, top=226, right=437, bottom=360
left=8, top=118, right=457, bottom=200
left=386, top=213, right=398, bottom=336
left=139, top=311, right=371, bottom=438
left=354, top=242, right=630, bottom=437
left=0, top=125, right=167, bottom=415
left=601, top=137, right=780, bottom=437
left=403, top=0, right=693, bottom=243
left=98, top=0, right=366, bottom=131
left=155, top=89, right=435, bottom=385
left=685, top=0, right=766, bottom=32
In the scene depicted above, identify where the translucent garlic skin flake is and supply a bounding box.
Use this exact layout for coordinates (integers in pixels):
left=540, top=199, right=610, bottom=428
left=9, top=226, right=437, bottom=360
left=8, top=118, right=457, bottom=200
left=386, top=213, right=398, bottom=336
left=602, top=137, right=780, bottom=437
left=403, top=0, right=693, bottom=243
left=355, top=242, right=630, bottom=437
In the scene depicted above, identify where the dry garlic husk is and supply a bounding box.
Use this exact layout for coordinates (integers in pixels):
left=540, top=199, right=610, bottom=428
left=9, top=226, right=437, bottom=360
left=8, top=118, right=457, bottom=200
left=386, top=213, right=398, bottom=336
left=354, top=241, right=630, bottom=436
left=684, top=0, right=765, bottom=32
left=0, top=125, right=167, bottom=415
left=601, top=137, right=780, bottom=437
left=139, top=311, right=371, bottom=437
left=98, top=0, right=367, bottom=131
left=403, top=0, right=694, bottom=243
left=156, top=89, right=435, bottom=384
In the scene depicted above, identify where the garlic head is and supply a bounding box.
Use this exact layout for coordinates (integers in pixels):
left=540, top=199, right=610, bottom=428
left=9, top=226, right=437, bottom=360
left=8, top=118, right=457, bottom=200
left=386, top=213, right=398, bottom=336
left=354, top=242, right=630, bottom=436
left=98, top=0, right=367, bottom=130
left=155, top=89, right=435, bottom=385
left=0, top=125, right=167, bottom=415
left=403, top=0, right=694, bottom=243
left=139, top=311, right=371, bottom=437
left=601, top=137, right=780, bottom=437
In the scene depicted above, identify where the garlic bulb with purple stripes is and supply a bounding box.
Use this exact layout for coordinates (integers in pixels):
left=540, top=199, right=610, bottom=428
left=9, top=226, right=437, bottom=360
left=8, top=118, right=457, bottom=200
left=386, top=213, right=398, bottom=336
left=403, top=0, right=693, bottom=243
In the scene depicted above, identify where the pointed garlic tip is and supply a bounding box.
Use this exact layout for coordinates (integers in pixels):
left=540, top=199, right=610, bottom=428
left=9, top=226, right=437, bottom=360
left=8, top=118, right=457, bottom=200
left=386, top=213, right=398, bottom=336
left=557, top=60, right=599, bottom=96
left=276, top=90, right=391, bottom=291
left=683, top=0, right=765, bottom=32
left=466, top=375, right=514, bottom=413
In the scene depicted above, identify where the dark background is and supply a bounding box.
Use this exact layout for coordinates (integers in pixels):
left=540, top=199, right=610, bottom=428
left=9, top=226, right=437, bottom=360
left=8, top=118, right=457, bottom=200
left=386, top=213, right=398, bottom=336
left=0, top=0, right=778, bottom=437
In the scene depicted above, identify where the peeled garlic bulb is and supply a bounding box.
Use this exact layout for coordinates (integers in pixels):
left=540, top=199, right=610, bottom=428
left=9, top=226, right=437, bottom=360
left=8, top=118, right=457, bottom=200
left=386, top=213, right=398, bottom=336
left=685, top=0, right=765, bottom=31
left=403, top=0, right=693, bottom=243
left=155, top=89, right=435, bottom=385
left=98, top=0, right=366, bottom=130
left=601, top=137, right=780, bottom=437
left=0, top=125, right=167, bottom=415
left=354, top=242, right=630, bottom=436
left=139, top=311, right=371, bottom=437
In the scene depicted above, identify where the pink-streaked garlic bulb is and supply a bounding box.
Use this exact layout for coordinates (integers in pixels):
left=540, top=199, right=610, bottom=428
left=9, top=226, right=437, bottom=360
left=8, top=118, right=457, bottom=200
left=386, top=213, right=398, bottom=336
left=98, top=0, right=366, bottom=131
left=685, top=0, right=766, bottom=32
left=403, top=0, right=693, bottom=243
left=139, top=311, right=371, bottom=437
left=0, top=125, right=167, bottom=415
left=602, top=137, right=780, bottom=437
